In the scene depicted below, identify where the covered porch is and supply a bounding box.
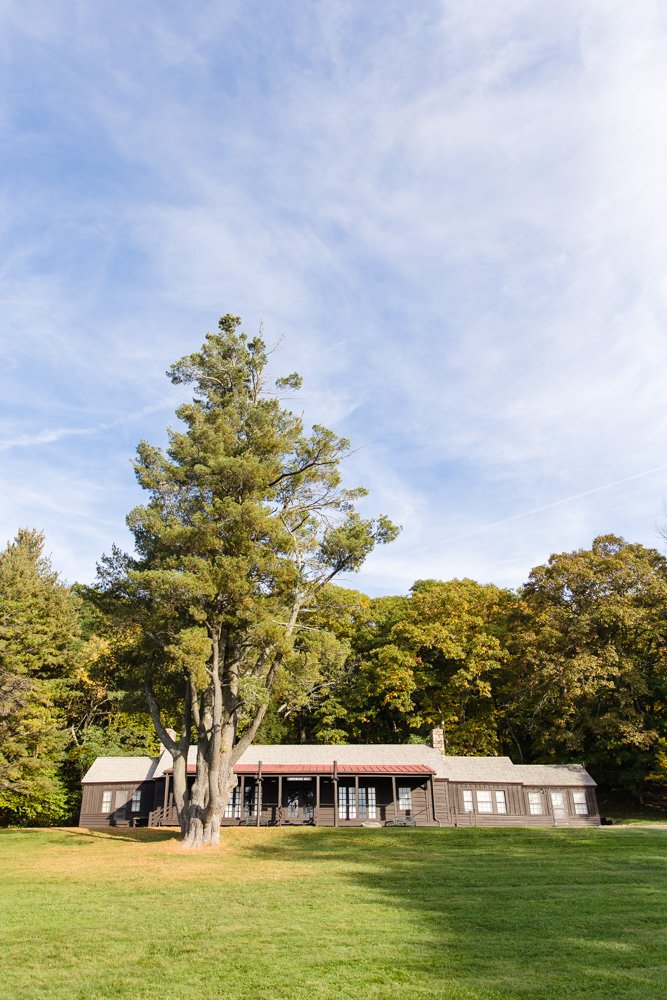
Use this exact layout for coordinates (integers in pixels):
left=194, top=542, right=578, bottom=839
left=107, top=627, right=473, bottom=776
left=150, top=761, right=438, bottom=827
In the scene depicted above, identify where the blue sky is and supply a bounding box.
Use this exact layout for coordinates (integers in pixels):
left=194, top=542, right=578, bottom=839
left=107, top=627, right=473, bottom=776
left=3, top=0, right=667, bottom=594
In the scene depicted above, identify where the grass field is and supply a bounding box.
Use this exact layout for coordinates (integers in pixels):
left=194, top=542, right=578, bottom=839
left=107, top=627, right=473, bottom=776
left=1, top=827, right=665, bottom=1000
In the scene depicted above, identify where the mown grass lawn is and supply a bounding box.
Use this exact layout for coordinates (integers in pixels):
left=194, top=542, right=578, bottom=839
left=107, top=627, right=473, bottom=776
left=0, top=827, right=665, bottom=1000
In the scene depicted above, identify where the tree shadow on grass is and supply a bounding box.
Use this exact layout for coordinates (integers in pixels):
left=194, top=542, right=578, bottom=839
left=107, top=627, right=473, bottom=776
left=238, top=827, right=667, bottom=1000
left=53, top=827, right=181, bottom=845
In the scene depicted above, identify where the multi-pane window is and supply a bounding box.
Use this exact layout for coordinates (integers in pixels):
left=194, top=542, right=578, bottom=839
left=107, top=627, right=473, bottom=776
left=131, top=790, right=141, bottom=812
left=398, top=786, right=412, bottom=811
left=224, top=787, right=241, bottom=818
left=573, top=791, right=589, bottom=816
left=528, top=792, right=543, bottom=815
left=357, top=786, right=377, bottom=820
left=463, top=790, right=474, bottom=813
left=101, top=791, right=112, bottom=812
left=338, top=785, right=357, bottom=820
left=550, top=791, right=567, bottom=818
left=476, top=790, right=493, bottom=813
left=495, top=790, right=507, bottom=814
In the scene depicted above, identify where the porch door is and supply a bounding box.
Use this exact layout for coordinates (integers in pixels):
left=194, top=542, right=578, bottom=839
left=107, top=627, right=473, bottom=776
left=285, top=779, right=314, bottom=822
left=113, top=789, right=131, bottom=820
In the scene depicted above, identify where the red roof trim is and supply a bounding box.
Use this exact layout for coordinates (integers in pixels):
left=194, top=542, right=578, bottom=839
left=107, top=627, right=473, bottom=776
left=166, top=762, right=435, bottom=776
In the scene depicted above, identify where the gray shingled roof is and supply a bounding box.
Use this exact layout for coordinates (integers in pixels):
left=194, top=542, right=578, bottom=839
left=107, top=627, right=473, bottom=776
left=85, top=745, right=595, bottom=787
left=81, top=756, right=157, bottom=784
left=512, top=764, right=596, bottom=787
left=151, top=743, right=447, bottom=777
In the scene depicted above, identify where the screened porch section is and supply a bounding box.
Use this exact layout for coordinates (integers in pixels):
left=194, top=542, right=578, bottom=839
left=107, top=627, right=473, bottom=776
left=217, top=762, right=438, bottom=827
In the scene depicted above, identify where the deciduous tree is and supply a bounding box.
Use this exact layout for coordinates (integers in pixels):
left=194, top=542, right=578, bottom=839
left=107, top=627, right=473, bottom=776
left=510, top=535, right=667, bottom=798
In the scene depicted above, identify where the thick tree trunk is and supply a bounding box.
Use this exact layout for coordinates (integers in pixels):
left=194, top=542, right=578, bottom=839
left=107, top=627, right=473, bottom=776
left=208, top=761, right=236, bottom=846
left=171, top=751, right=190, bottom=834
left=182, top=641, right=285, bottom=849
left=182, top=747, right=210, bottom=848
left=145, top=678, right=191, bottom=833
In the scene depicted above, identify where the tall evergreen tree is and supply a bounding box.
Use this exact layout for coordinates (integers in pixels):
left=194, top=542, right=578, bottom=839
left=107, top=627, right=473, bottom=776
left=0, top=529, right=82, bottom=823
left=98, top=316, right=398, bottom=847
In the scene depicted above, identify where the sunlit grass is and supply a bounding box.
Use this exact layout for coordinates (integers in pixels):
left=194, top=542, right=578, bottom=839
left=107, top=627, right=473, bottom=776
left=1, top=826, right=665, bottom=999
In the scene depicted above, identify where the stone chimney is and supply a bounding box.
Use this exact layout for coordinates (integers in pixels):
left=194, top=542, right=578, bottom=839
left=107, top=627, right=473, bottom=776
left=430, top=726, right=446, bottom=755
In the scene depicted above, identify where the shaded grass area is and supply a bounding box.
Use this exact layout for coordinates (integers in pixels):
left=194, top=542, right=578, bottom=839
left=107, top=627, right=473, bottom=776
left=0, top=827, right=665, bottom=1000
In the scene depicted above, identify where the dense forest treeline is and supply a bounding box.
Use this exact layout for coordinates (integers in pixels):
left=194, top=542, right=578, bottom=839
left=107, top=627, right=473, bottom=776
left=1, top=527, right=666, bottom=825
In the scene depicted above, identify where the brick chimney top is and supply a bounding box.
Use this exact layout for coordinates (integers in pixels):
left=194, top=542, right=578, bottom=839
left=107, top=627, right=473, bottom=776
left=430, top=726, right=445, bottom=755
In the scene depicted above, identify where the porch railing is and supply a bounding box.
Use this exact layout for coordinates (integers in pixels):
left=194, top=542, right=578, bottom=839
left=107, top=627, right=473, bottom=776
left=148, top=803, right=179, bottom=827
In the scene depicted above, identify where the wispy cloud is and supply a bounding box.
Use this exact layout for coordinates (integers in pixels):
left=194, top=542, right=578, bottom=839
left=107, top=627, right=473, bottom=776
left=439, top=465, right=667, bottom=546
left=0, top=405, right=172, bottom=453
left=2, top=1, right=667, bottom=588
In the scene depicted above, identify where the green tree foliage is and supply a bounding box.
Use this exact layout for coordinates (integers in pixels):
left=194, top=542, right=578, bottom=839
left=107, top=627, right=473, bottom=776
left=0, top=529, right=81, bottom=823
left=509, top=535, right=667, bottom=798
left=60, top=603, right=160, bottom=806
left=307, top=580, right=515, bottom=750
left=265, top=584, right=371, bottom=744
left=97, top=316, right=399, bottom=846
left=286, top=538, right=666, bottom=807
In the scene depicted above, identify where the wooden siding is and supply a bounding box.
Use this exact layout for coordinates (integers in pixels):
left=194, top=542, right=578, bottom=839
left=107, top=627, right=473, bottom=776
left=432, top=780, right=452, bottom=825
left=444, top=780, right=600, bottom=827
left=79, top=780, right=156, bottom=827
left=81, top=774, right=599, bottom=829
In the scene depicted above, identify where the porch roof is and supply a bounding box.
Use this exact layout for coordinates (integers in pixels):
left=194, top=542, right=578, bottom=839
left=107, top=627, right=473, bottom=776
left=169, top=762, right=436, bottom=776
left=154, top=742, right=446, bottom=778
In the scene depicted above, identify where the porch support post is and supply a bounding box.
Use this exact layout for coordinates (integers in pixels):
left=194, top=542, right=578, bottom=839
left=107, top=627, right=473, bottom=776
left=239, top=774, right=245, bottom=824
left=354, top=774, right=360, bottom=824
left=277, top=774, right=283, bottom=826
left=333, top=761, right=338, bottom=827
left=256, top=762, right=262, bottom=827
left=391, top=774, right=398, bottom=822
left=315, top=774, right=320, bottom=826
left=163, top=770, right=170, bottom=825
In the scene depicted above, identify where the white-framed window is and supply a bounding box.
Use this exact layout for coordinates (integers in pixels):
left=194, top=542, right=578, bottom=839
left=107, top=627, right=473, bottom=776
left=463, top=790, right=474, bottom=813
left=476, top=790, right=493, bottom=813
left=101, top=790, right=112, bottom=813
left=224, top=786, right=241, bottom=818
left=357, top=786, right=377, bottom=820
left=528, top=792, right=543, bottom=815
left=495, top=790, right=507, bottom=814
left=398, top=786, right=412, bottom=812
left=550, top=791, right=567, bottom=819
left=338, top=785, right=357, bottom=820
left=131, top=789, right=141, bottom=812
left=573, top=791, right=589, bottom=816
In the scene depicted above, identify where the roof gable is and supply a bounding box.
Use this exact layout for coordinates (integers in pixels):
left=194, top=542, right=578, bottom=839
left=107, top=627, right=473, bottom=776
left=81, top=756, right=157, bottom=784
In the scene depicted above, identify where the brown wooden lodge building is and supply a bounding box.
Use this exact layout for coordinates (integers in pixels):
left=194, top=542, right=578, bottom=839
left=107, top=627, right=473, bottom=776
left=79, top=729, right=599, bottom=829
